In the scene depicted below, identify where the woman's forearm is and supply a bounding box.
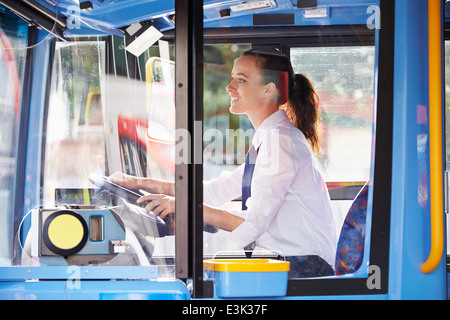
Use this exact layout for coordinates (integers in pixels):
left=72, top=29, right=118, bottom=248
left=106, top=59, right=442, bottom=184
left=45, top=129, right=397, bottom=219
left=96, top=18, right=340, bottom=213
left=112, top=172, right=241, bottom=231
left=142, top=178, right=175, bottom=196
left=110, top=172, right=174, bottom=196
left=203, top=204, right=244, bottom=232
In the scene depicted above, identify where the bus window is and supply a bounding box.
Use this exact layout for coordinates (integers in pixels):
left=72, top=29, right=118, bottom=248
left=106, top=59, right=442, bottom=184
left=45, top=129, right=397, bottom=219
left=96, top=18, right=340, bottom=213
left=201, top=40, right=376, bottom=280
left=145, top=56, right=176, bottom=180
left=290, top=46, right=375, bottom=227
left=43, top=40, right=106, bottom=205
left=35, top=37, right=177, bottom=275
left=0, top=7, right=28, bottom=265
left=203, top=44, right=252, bottom=255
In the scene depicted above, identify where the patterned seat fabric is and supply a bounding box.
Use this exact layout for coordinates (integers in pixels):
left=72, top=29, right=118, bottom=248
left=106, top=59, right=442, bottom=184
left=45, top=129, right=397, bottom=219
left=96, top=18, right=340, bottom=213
left=334, top=184, right=369, bottom=275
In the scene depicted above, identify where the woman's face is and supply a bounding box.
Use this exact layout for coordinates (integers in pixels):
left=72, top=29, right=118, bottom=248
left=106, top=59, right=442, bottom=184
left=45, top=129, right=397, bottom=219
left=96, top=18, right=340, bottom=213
left=226, top=55, right=268, bottom=115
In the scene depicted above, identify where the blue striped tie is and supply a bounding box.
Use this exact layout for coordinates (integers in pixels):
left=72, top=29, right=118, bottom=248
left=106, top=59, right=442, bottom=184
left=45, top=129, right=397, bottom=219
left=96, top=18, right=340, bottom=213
left=242, top=145, right=257, bottom=257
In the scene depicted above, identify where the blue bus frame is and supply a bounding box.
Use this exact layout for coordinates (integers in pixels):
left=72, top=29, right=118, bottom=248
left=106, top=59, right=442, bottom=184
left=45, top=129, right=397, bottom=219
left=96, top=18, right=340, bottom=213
left=0, top=0, right=447, bottom=300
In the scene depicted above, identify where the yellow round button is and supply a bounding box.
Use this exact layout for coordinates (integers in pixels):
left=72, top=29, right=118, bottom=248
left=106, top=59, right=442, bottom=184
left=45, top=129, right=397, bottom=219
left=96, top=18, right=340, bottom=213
left=48, top=214, right=85, bottom=250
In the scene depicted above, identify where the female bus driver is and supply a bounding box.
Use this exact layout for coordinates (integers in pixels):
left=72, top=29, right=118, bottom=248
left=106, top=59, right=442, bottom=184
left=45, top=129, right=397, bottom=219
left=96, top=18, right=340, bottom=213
left=110, top=48, right=338, bottom=278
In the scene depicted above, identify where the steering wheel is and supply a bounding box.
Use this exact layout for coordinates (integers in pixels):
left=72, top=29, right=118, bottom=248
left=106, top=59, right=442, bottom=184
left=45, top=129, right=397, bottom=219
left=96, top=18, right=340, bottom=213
left=89, top=173, right=216, bottom=234
left=89, top=173, right=174, bottom=235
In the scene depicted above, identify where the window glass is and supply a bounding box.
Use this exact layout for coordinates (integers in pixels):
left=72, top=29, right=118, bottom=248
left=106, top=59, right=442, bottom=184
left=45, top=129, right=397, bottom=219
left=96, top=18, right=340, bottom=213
left=43, top=41, right=106, bottom=205
left=291, top=46, right=375, bottom=226
left=36, top=39, right=176, bottom=276
left=203, top=44, right=252, bottom=255
left=203, top=44, right=252, bottom=178
left=291, top=46, right=375, bottom=182
left=202, top=43, right=376, bottom=279
left=0, top=8, right=28, bottom=265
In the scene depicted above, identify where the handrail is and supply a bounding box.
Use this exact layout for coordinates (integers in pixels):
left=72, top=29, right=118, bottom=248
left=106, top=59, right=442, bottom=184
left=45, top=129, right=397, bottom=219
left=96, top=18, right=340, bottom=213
left=421, top=0, right=444, bottom=274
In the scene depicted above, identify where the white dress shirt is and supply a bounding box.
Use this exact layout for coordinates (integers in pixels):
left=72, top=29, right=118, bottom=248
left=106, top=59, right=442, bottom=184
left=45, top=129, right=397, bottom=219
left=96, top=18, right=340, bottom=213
left=203, top=109, right=338, bottom=267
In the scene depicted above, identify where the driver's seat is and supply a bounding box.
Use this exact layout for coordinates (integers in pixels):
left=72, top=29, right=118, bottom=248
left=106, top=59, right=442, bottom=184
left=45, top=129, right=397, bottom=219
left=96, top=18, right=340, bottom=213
left=334, top=182, right=369, bottom=275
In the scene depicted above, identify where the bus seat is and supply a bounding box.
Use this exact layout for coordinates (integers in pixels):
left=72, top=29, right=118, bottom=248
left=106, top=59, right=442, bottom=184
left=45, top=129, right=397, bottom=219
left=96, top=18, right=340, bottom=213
left=334, top=182, right=369, bottom=275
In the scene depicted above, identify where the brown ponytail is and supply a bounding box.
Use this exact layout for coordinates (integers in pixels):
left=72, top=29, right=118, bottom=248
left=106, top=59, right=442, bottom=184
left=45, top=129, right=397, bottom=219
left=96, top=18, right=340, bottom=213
left=286, top=74, right=321, bottom=155
left=242, top=48, right=321, bottom=155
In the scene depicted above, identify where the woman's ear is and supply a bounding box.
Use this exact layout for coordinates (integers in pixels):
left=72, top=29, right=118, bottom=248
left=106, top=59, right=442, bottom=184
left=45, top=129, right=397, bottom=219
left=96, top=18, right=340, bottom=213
left=263, top=82, right=278, bottom=99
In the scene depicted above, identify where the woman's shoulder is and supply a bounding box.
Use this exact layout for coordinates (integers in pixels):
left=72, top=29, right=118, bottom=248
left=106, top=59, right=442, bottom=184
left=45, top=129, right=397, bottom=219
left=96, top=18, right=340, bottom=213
left=260, top=120, right=312, bottom=157
left=278, top=119, right=310, bottom=146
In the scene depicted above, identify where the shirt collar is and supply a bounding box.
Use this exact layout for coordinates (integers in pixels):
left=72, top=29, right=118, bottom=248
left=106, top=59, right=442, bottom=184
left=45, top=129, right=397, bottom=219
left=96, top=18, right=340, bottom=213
left=252, top=109, right=289, bottom=149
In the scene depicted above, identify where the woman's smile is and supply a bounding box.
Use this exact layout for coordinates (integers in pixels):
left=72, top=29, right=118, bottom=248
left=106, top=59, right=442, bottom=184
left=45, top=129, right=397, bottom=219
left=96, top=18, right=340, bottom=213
left=230, top=96, right=241, bottom=103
